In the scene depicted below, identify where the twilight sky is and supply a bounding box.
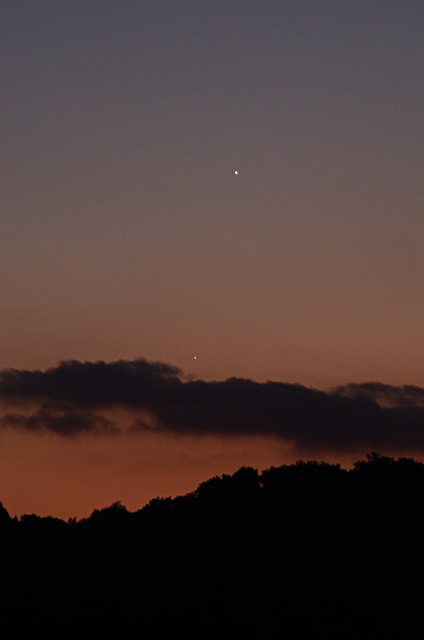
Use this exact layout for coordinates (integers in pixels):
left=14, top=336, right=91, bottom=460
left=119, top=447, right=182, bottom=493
left=1, top=1, right=423, bottom=518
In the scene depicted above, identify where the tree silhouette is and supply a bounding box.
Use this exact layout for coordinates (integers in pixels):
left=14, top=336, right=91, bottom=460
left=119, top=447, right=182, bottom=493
left=1, top=453, right=424, bottom=636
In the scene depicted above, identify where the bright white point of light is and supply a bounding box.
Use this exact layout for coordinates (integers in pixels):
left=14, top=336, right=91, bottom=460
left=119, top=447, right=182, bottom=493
left=234, top=170, right=238, bottom=175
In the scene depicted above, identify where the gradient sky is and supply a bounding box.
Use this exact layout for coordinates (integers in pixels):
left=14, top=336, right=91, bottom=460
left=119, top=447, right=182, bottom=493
left=1, top=1, right=423, bottom=518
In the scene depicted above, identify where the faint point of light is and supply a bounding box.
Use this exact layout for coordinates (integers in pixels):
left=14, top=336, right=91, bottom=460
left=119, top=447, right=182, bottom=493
left=234, top=170, right=238, bottom=175
left=193, top=356, right=197, bottom=360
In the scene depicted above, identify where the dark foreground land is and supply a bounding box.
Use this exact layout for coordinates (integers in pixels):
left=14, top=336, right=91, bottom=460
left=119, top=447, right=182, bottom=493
left=1, top=453, right=424, bottom=637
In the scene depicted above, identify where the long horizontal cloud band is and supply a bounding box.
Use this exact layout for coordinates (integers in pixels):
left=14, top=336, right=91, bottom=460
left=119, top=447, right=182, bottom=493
left=1, top=359, right=424, bottom=451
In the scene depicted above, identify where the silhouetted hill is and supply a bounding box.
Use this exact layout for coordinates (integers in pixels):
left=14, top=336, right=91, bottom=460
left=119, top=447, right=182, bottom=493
left=1, top=453, right=424, bottom=637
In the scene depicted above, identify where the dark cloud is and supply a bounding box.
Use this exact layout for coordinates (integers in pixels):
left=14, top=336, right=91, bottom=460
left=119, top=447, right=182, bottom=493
left=0, top=358, right=179, bottom=436
left=0, top=409, right=118, bottom=436
left=1, top=358, right=424, bottom=451
left=0, top=359, right=181, bottom=408
left=332, top=382, right=424, bottom=408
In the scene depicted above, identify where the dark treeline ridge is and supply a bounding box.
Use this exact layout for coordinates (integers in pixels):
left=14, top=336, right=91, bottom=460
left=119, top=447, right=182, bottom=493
left=2, top=453, right=424, bottom=637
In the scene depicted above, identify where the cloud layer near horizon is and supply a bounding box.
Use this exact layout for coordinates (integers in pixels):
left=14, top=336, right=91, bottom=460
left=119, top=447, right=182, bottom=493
left=1, top=358, right=424, bottom=452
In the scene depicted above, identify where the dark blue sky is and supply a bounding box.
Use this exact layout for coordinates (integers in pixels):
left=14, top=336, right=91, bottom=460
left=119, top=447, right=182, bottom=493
left=2, top=1, right=423, bottom=385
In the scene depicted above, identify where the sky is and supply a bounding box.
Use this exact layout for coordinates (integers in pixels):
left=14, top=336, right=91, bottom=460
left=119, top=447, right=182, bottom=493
left=1, top=1, right=424, bottom=518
